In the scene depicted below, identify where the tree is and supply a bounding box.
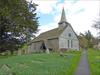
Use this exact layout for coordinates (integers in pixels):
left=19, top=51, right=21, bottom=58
left=93, top=17, right=100, bottom=36
left=92, top=18, right=100, bottom=48
left=79, top=31, right=94, bottom=49
left=85, top=30, right=93, bottom=48
left=93, top=20, right=100, bottom=30
left=0, top=0, right=38, bottom=53
left=79, top=33, right=88, bottom=49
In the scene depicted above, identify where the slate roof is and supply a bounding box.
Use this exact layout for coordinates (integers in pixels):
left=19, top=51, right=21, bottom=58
left=32, top=28, right=65, bottom=42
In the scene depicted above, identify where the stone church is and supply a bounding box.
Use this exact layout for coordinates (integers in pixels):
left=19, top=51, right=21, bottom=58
left=28, top=8, right=79, bottom=53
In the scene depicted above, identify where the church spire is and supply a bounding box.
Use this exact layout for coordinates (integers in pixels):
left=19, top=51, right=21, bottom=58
left=59, top=7, right=67, bottom=23
left=58, top=8, right=68, bottom=30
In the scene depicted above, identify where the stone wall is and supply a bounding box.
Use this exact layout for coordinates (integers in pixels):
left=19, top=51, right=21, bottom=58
left=28, top=38, right=59, bottom=53
left=59, top=25, right=79, bottom=50
left=47, top=38, right=59, bottom=52
left=28, top=41, right=43, bottom=53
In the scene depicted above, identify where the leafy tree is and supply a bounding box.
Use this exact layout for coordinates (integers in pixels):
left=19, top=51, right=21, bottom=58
left=0, top=0, right=38, bottom=53
left=93, top=18, right=100, bottom=35
left=79, top=33, right=88, bottom=49
left=79, top=31, right=94, bottom=49
left=85, top=30, right=93, bottom=48
left=92, top=18, right=100, bottom=49
left=93, top=21, right=100, bottom=29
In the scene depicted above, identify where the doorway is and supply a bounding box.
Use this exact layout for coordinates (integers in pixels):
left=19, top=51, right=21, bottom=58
left=40, top=42, right=46, bottom=52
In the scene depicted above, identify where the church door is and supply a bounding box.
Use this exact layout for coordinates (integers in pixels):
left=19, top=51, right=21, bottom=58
left=40, top=42, right=46, bottom=52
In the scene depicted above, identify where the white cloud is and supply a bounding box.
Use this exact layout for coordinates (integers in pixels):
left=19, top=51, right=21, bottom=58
left=67, top=1, right=100, bottom=36
left=26, top=0, right=100, bottom=36
left=53, top=0, right=100, bottom=36
left=36, top=22, right=58, bottom=36
left=32, top=0, right=58, bottom=14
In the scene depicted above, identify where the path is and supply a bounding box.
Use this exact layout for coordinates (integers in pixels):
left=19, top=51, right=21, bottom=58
left=74, top=50, right=90, bottom=75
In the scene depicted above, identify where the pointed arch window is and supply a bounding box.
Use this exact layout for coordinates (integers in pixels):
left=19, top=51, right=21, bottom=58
left=71, top=40, right=73, bottom=48
left=68, top=40, right=69, bottom=48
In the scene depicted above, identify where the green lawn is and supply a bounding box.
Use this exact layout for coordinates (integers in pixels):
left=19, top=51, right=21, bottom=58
left=88, top=49, right=100, bottom=75
left=0, top=51, right=81, bottom=75
left=0, top=55, right=13, bottom=59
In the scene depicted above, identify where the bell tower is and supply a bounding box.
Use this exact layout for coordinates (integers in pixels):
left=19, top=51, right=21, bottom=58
left=58, top=8, right=68, bottom=30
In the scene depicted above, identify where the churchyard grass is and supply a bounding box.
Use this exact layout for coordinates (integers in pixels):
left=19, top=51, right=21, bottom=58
left=0, top=51, right=81, bottom=75
left=88, top=49, right=100, bottom=75
left=0, top=55, right=13, bottom=59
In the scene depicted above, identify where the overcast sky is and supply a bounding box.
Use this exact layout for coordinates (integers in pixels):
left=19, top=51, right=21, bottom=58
left=26, top=0, right=100, bottom=37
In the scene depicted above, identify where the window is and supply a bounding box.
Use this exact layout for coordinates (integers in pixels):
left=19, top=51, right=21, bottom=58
left=68, top=40, right=69, bottom=48
left=71, top=40, right=72, bottom=48
left=68, top=33, right=71, bottom=37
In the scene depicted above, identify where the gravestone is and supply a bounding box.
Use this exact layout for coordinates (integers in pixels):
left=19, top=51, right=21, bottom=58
left=17, top=49, right=22, bottom=55
left=0, top=64, right=13, bottom=75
